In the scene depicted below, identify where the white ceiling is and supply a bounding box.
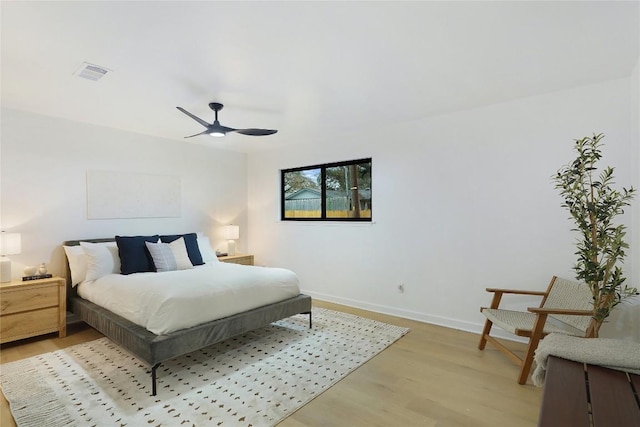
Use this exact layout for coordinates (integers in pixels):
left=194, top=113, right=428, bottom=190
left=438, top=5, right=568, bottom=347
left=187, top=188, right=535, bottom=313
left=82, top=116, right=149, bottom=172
left=1, top=1, right=638, bottom=153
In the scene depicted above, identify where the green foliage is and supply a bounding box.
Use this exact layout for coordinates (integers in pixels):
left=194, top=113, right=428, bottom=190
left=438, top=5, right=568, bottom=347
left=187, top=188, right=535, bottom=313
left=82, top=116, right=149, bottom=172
left=554, top=133, right=637, bottom=331
left=283, top=170, right=319, bottom=194
left=319, top=163, right=372, bottom=192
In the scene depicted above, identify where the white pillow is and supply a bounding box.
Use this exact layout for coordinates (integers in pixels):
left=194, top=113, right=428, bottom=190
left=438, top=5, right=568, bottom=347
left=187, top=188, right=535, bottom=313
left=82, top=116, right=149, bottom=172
left=63, top=245, right=87, bottom=286
left=145, top=241, right=177, bottom=272
left=169, top=237, right=194, bottom=270
left=196, top=235, right=219, bottom=264
left=80, top=241, right=120, bottom=282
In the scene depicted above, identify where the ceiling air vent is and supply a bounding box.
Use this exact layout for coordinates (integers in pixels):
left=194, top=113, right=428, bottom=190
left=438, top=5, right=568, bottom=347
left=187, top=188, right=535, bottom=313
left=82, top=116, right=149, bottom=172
left=74, top=62, right=111, bottom=81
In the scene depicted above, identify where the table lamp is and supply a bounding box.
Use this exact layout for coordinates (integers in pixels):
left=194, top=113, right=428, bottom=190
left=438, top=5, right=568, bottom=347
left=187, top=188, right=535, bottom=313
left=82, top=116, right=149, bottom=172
left=224, top=225, right=240, bottom=256
left=1, top=232, right=22, bottom=282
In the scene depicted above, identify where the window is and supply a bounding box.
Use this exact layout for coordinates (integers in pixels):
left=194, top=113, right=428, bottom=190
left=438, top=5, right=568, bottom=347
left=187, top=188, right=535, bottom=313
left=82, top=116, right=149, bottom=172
left=281, top=158, right=372, bottom=221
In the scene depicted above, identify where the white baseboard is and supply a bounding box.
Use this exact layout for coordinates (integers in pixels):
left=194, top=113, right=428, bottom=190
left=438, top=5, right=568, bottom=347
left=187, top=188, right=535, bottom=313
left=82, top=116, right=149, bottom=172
left=301, top=289, right=527, bottom=344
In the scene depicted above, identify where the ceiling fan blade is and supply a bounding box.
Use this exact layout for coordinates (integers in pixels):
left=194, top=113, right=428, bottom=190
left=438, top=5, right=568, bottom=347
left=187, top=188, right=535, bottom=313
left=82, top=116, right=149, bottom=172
left=176, top=106, right=211, bottom=128
left=233, top=128, right=278, bottom=136
left=184, top=129, right=212, bottom=138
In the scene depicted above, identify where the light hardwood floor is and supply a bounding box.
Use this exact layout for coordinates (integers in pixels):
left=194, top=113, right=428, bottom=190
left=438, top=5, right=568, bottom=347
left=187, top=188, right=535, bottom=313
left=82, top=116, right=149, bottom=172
left=0, top=300, right=541, bottom=426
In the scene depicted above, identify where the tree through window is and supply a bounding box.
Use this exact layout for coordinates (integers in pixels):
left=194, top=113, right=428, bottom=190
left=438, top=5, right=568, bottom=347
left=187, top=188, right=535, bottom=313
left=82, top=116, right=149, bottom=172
left=281, top=158, right=372, bottom=221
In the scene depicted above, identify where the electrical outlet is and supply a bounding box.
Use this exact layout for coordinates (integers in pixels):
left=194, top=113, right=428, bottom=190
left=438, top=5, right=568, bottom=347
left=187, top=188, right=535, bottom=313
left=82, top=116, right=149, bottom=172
left=397, top=283, right=405, bottom=294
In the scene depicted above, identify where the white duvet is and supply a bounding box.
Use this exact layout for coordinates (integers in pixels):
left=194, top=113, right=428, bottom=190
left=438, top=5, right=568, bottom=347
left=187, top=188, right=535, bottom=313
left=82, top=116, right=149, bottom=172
left=77, top=263, right=300, bottom=335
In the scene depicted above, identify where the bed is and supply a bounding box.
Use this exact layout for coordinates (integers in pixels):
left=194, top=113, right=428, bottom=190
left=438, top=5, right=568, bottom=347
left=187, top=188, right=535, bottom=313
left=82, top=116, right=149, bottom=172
left=63, top=237, right=312, bottom=395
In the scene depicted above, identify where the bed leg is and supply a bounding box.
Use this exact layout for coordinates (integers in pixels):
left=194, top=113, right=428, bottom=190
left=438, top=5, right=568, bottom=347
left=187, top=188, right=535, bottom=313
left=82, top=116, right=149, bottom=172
left=151, top=363, right=160, bottom=396
left=302, top=311, right=312, bottom=329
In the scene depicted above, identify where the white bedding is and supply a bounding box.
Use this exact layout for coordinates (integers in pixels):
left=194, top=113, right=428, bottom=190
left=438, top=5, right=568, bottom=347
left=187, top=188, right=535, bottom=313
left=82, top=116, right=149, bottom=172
left=77, top=263, right=300, bottom=335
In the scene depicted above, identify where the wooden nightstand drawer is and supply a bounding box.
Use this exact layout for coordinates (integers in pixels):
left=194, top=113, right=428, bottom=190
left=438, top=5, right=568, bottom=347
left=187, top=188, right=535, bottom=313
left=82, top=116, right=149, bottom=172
left=0, top=284, right=58, bottom=315
left=1, top=307, right=59, bottom=343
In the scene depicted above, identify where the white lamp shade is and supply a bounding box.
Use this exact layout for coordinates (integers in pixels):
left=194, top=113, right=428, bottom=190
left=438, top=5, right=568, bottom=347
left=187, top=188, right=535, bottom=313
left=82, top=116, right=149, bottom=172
left=224, top=225, right=240, bottom=240
left=0, top=233, right=21, bottom=256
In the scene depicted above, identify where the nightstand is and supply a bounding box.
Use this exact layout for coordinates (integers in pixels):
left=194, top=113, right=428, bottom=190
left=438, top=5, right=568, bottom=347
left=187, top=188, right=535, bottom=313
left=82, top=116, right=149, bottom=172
left=218, top=253, right=254, bottom=266
left=0, top=276, right=66, bottom=344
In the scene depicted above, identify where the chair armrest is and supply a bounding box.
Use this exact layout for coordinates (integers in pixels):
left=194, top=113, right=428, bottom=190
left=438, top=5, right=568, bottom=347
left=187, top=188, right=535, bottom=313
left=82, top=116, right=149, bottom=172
left=483, top=288, right=547, bottom=311
left=486, top=288, right=547, bottom=296
left=528, top=307, right=593, bottom=316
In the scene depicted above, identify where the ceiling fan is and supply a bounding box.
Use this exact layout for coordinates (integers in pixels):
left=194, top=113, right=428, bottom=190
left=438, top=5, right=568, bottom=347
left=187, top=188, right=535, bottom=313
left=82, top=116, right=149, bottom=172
left=176, top=102, right=277, bottom=138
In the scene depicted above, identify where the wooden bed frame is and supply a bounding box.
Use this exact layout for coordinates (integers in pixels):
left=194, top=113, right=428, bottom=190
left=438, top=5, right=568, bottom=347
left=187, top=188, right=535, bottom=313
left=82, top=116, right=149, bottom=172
left=64, top=238, right=312, bottom=396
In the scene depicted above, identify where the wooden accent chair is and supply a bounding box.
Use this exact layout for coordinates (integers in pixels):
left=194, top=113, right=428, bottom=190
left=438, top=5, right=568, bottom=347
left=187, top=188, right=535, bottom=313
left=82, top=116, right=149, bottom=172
left=478, top=276, right=596, bottom=384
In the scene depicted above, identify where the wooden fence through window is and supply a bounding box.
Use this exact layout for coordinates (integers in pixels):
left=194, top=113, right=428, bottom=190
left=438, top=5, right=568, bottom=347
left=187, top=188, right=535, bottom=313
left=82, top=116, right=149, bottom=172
left=284, top=197, right=371, bottom=218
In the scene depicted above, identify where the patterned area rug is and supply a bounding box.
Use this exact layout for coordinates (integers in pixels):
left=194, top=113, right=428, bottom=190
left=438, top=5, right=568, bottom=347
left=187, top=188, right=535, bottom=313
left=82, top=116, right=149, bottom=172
left=1, top=308, right=408, bottom=427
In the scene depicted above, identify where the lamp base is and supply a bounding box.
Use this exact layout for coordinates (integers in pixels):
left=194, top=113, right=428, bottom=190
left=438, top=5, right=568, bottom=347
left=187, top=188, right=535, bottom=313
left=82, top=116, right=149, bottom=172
left=227, top=240, right=236, bottom=256
left=0, top=257, right=12, bottom=283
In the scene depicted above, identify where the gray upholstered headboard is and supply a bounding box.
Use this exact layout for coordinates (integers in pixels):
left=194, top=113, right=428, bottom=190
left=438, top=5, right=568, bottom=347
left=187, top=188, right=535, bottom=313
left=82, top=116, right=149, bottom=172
left=62, top=238, right=115, bottom=312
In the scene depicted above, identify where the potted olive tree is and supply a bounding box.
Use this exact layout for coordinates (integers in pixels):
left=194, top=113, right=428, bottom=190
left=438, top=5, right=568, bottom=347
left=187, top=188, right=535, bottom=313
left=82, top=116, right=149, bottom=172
left=554, top=133, right=637, bottom=337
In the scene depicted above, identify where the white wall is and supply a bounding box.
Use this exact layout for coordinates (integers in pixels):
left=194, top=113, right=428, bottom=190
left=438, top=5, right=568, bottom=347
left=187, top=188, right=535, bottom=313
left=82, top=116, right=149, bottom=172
left=631, top=59, right=640, bottom=288
left=247, top=77, right=637, bottom=335
left=0, top=108, right=248, bottom=279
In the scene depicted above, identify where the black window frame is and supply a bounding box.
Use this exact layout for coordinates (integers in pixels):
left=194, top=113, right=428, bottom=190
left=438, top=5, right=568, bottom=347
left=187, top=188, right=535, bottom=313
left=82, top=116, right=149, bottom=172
left=281, top=158, right=372, bottom=222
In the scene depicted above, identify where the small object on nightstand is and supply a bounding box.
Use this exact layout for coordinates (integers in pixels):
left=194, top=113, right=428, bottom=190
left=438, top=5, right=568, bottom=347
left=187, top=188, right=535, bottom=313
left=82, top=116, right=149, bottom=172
left=224, top=225, right=240, bottom=256
left=0, top=232, right=21, bottom=283
left=23, top=266, right=37, bottom=276
left=23, top=274, right=53, bottom=281
left=38, top=263, right=48, bottom=275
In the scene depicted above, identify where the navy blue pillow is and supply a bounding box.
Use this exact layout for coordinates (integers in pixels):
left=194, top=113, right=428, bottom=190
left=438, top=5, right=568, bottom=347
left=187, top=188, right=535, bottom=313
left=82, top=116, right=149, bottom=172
left=160, top=233, right=204, bottom=266
left=116, top=235, right=160, bottom=274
